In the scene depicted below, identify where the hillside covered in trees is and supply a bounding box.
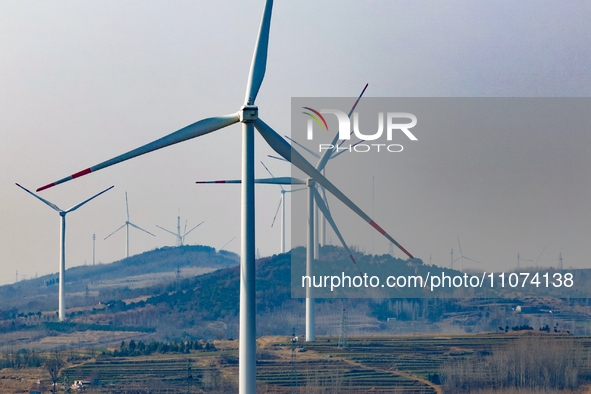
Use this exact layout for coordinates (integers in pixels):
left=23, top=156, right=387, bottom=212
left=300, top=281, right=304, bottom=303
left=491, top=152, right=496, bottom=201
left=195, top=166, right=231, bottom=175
left=0, top=245, right=238, bottom=314
left=2, top=245, right=591, bottom=348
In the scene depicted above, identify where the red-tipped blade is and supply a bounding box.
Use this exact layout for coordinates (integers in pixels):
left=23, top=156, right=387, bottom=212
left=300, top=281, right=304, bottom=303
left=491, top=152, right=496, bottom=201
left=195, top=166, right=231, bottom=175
left=312, top=185, right=363, bottom=277
left=37, top=113, right=240, bottom=192
left=255, top=117, right=414, bottom=259
left=195, top=180, right=242, bottom=184
left=196, top=177, right=305, bottom=185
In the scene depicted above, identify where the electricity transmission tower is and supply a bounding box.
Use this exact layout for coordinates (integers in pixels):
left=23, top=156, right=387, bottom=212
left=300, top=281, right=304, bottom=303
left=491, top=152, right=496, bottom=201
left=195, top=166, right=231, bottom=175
left=176, top=264, right=182, bottom=292
left=338, top=307, right=348, bottom=348
left=290, top=327, right=297, bottom=393
left=186, top=358, right=193, bottom=393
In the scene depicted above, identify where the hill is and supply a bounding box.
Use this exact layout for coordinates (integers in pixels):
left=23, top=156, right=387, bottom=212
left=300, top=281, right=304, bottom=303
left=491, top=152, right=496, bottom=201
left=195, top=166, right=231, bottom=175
left=0, top=245, right=238, bottom=315
left=1, top=245, right=591, bottom=350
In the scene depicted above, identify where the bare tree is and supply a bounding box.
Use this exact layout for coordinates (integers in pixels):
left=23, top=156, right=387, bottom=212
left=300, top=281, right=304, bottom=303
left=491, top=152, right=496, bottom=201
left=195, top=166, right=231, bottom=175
left=44, top=351, right=65, bottom=394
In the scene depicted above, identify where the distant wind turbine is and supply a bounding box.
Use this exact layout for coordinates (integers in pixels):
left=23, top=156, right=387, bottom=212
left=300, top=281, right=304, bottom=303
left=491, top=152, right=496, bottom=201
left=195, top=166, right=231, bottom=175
left=156, top=210, right=204, bottom=246
left=517, top=252, right=533, bottom=269
left=15, top=183, right=113, bottom=321
left=456, top=235, right=480, bottom=271
left=105, top=192, right=155, bottom=258
left=197, top=163, right=305, bottom=254
left=260, top=161, right=305, bottom=253
left=219, top=236, right=236, bottom=251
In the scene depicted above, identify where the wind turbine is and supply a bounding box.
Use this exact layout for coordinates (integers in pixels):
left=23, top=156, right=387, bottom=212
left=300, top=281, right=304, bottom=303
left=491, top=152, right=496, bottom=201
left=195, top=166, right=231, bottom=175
left=196, top=162, right=305, bottom=254
left=35, top=1, right=413, bottom=391
left=197, top=84, right=369, bottom=342
left=15, top=183, right=113, bottom=321
left=517, top=252, right=533, bottom=269
left=104, top=192, right=155, bottom=258
left=196, top=172, right=362, bottom=272
left=261, top=162, right=305, bottom=254
left=456, top=235, right=480, bottom=271
left=156, top=210, right=204, bottom=246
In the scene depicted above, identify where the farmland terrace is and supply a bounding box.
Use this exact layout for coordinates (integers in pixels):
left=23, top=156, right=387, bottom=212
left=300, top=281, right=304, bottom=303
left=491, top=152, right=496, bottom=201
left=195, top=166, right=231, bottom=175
left=2, top=332, right=591, bottom=393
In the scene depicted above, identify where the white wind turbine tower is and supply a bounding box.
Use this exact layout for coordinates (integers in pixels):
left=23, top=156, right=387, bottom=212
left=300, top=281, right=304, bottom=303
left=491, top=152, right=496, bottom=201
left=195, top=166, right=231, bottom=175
left=36, top=1, right=413, bottom=391
left=156, top=210, right=204, bottom=246
left=104, top=192, right=155, bottom=258
left=15, top=183, right=113, bottom=321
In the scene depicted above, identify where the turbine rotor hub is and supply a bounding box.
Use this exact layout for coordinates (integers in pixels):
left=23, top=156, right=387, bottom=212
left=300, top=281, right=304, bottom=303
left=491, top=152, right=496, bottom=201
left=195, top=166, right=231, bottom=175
left=240, top=105, right=258, bottom=123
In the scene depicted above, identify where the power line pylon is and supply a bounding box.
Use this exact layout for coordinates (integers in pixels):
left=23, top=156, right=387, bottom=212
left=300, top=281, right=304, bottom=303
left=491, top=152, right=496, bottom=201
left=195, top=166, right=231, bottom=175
left=338, top=307, right=348, bottom=348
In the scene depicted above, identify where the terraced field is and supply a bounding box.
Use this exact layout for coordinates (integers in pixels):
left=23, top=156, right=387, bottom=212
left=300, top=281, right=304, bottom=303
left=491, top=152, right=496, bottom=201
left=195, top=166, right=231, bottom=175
left=53, top=333, right=591, bottom=393
left=63, top=352, right=233, bottom=393
left=311, top=334, right=591, bottom=379
left=256, top=358, right=435, bottom=393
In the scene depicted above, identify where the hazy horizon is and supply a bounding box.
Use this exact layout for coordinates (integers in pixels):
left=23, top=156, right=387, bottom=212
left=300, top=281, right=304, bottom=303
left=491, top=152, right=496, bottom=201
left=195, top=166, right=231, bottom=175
left=2, top=0, right=591, bottom=285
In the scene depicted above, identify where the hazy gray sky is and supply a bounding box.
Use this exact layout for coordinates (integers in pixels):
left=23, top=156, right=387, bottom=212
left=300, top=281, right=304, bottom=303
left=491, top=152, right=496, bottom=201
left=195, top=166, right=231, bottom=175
left=1, top=1, right=590, bottom=285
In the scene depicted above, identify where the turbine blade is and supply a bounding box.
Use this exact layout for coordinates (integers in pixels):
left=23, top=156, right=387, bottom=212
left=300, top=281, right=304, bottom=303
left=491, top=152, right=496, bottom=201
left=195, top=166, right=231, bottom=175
left=260, top=160, right=276, bottom=178
left=331, top=139, right=366, bottom=159
left=15, top=183, right=63, bottom=212
left=312, top=187, right=362, bottom=276
left=195, top=179, right=242, bottom=184
left=268, top=154, right=288, bottom=162
left=457, top=235, right=463, bottom=256
left=196, top=177, right=305, bottom=185
left=104, top=223, right=126, bottom=240
left=66, top=185, right=114, bottom=213
left=219, top=236, right=236, bottom=251
left=535, top=246, right=546, bottom=265
left=244, top=0, right=273, bottom=105
left=129, top=222, right=156, bottom=236
left=270, top=196, right=282, bottom=228
left=125, top=192, right=130, bottom=221
left=184, top=221, right=204, bottom=237
left=284, top=136, right=320, bottom=159
left=255, top=117, right=414, bottom=259
left=320, top=183, right=330, bottom=212
left=464, top=256, right=481, bottom=264
left=285, top=187, right=306, bottom=193
left=256, top=177, right=306, bottom=185
left=156, top=225, right=179, bottom=237
left=37, top=113, right=240, bottom=191
left=316, top=83, right=368, bottom=172
left=261, top=161, right=284, bottom=191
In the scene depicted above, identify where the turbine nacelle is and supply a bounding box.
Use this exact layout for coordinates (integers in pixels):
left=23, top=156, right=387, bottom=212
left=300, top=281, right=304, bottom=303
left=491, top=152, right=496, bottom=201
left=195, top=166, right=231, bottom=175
left=240, top=106, right=258, bottom=123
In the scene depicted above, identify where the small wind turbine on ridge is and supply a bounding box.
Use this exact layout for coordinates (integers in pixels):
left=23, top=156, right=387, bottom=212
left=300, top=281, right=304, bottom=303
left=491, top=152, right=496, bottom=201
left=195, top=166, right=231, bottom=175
left=104, top=192, right=155, bottom=258
left=156, top=209, right=204, bottom=246
left=456, top=235, right=480, bottom=271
